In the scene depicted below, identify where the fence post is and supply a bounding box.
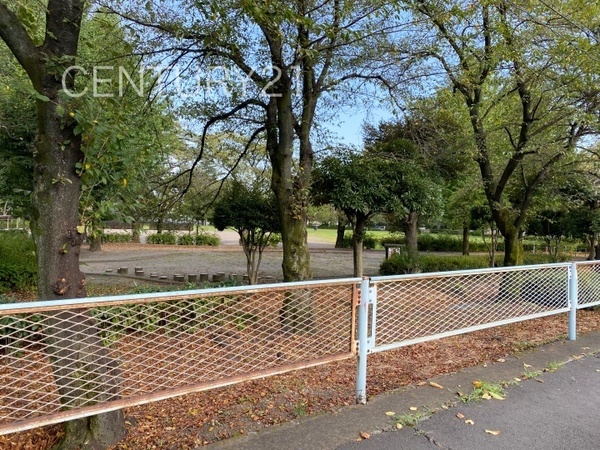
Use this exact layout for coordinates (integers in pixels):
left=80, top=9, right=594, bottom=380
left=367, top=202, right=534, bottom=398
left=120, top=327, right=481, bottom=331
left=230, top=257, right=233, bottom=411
left=355, top=277, right=370, bottom=404
left=569, top=262, right=578, bottom=341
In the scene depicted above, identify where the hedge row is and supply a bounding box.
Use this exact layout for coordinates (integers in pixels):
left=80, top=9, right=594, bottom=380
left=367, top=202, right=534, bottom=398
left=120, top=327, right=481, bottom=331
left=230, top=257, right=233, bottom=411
left=0, top=232, right=37, bottom=293
left=379, top=253, right=572, bottom=275
left=146, top=232, right=221, bottom=246
left=101, top=233, right=133, bottom=243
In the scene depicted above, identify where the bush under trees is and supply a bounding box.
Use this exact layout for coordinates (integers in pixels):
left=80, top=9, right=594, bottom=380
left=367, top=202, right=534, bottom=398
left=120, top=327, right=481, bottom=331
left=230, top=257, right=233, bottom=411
left=0, top=232, right=37, bottom=293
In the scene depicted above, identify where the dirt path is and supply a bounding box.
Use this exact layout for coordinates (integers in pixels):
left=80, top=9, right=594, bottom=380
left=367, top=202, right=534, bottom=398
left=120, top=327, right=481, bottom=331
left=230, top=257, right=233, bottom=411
left=80, top=243, right=385, bottom=283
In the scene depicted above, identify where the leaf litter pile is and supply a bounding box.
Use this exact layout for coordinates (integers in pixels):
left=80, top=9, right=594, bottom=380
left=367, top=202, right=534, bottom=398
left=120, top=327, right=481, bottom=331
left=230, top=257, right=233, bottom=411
left=3, top=308, right=600, bottom=449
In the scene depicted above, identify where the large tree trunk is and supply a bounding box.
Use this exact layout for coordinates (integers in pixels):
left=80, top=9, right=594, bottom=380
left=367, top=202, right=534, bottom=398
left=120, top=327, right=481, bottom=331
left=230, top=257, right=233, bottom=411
left=30, top=79, right=126, bottom=450
left=404, top=211, right=419, bottom=258
left=462, top=224, right=470, bottom=256
left=501, top=226, right=524, bottom=266
left=0, top=2, right=126, bottom=447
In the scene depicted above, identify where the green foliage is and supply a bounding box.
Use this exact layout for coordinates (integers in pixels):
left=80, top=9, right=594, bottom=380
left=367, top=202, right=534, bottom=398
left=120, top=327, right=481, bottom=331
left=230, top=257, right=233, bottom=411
left=379, top=252, right=571, bottom=275
left=212, top=182, right=280, bottom=235
left=146, top=232, right=177, bottom=245
left=380, top=254, right=491, bottom=275
left=340, top=232, right=380, bottom=249
left=193, top=232, right=221, bottom=246
left=91, top=296, right=257, bottom=345
left=522, top=253, right=570, bottom=265
left=101, top=233, right=133, bottom=243
left=177, top=234, right=195, bottom=245
left=0, top=232, right=37, bottom=292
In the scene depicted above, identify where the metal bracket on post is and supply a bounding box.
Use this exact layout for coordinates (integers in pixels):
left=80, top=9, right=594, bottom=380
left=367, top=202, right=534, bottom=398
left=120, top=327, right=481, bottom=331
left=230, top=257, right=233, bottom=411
left=568, top=262, right=578, bottom=341
left=355, top=277, right=372, bottom=405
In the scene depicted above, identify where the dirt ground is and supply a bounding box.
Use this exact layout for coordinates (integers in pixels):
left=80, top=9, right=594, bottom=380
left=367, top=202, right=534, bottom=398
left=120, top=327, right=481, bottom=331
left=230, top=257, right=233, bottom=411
left=80, top=241, right=385, bottom=284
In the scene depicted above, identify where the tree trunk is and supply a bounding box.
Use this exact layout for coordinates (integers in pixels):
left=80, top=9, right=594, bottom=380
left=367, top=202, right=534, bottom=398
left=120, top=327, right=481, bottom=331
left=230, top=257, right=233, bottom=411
left=588, top=235, right=597, bottom=260
left=352, top=216, right=367, bottom=277
left=131, top=220, right=141, bottom=244
left=30, top=86, right=125, bottom=449
left=502, top=228, right=523, bottom=266
left=335, top=214, right=346, bottom=249
left=404, top=211, right=419, bottom=258
left=462, top=225, right=470, bottom=256
left=0, top=2, right=126, bottom=447
left=88, top=234, right=102, bottom=252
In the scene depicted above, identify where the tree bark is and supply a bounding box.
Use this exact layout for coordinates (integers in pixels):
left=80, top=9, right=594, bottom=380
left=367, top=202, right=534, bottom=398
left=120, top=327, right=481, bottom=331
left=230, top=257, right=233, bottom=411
left=335, top=214, right=346, bottom=249
left=352, top=215, right=367, bottom=277
left=404, top=211, right=419, bottom=258
left=0, top=2, right=126, bottom=447
left=88, top=235, right=102, bottom=252
left=462, top=225, right=470, bottom=256
left=502, top=227, right=523, bottom=266
left=131, top=220, right=141, bottom=243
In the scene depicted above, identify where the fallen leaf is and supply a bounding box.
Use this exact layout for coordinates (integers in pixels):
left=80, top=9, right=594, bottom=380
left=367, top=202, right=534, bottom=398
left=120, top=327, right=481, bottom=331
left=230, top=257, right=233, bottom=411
left=456, top=391, right=464, bottom=397
left=359, top=431, right=371, bottom=440
left=396, top=423, right=403, bottom=429
left=456, top=413, right=465, bottom=420
left=485, top=429, right=501, bottom=436
left=409, top=407, right=418, bottom=411
left=496, top=358, right=505, bottom=363
left=536, top=379, right=544, bottom=383
left=523, top=363, right=532, bottom=368
left=429, top=382, right=444, bottom=389
left=514, top=377, right=521, bottom=382
left=472, top=381, right=483, bottom=388
left=417, top=381, right=427, bottom=386
left=481, top=392, right=492, bottom=400
left=488, top=392, right=505, bottom=400
left=385, top=411, right=396, bottom=416
left=441, top=405, right=449, bottom=410
left=465, top=419, right=474, bottom=425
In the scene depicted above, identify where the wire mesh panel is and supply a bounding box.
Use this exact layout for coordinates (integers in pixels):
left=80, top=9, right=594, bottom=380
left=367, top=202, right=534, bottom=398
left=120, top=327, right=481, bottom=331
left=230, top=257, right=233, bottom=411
left=0, top=279, right=358, bottom=434
left=371, top=265, right=570, bottom=352
left=577, top=261, right=600, bottom=308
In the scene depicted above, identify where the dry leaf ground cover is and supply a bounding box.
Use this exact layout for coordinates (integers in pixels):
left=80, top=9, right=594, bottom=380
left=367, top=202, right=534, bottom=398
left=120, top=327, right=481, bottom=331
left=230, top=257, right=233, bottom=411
left=4, top=309, right=600, bottom=450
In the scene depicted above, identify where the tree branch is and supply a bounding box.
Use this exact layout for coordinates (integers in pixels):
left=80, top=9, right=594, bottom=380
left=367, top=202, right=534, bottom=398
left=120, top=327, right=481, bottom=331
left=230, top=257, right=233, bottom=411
left=0, top=1, right=41, bottom=86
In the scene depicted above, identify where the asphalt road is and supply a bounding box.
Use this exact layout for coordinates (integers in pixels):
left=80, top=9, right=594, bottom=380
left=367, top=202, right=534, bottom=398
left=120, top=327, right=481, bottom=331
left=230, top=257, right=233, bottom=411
left=337, top=353, right=600, bottom=450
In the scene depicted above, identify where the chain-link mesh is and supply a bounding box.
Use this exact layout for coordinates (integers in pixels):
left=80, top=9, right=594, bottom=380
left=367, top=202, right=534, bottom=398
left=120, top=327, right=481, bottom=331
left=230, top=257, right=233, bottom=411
left=0, top=280, right=357, bottom=433
left=577, top=261, right=600, bottom=308
left=372, top=265, right=570, bottom=350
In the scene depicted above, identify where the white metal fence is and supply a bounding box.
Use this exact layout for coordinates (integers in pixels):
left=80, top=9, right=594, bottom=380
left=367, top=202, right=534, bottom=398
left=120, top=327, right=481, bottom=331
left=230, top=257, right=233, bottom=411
left=1, top=261, right=599, bottom=435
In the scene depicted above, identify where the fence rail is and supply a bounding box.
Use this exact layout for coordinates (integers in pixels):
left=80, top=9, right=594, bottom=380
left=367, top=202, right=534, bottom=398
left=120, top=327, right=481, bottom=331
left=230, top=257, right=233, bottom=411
left=1, top=261, right=600, bottom=435
left=0, top=279, right=359, bottom=434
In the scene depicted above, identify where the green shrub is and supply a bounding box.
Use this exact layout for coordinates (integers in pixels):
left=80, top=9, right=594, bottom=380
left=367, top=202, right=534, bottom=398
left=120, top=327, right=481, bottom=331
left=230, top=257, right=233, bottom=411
left=522, top=253, right=570, bottom=264
left=177, top=234, right=195, bottom=245
left=341, top=232, right=380, bottom=249
left=0, top=232, right=37, bottom=293
left=101, top=233, right=133, bottom=243
left=194, top=232, right=221, bottom=246
left=380, top=234, right=404, bottom=246
left=379, top=252, right=573, bottom=276
left=146, top=232, right=177, bottom=245
left=380, top=254, right=492, bottom=275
